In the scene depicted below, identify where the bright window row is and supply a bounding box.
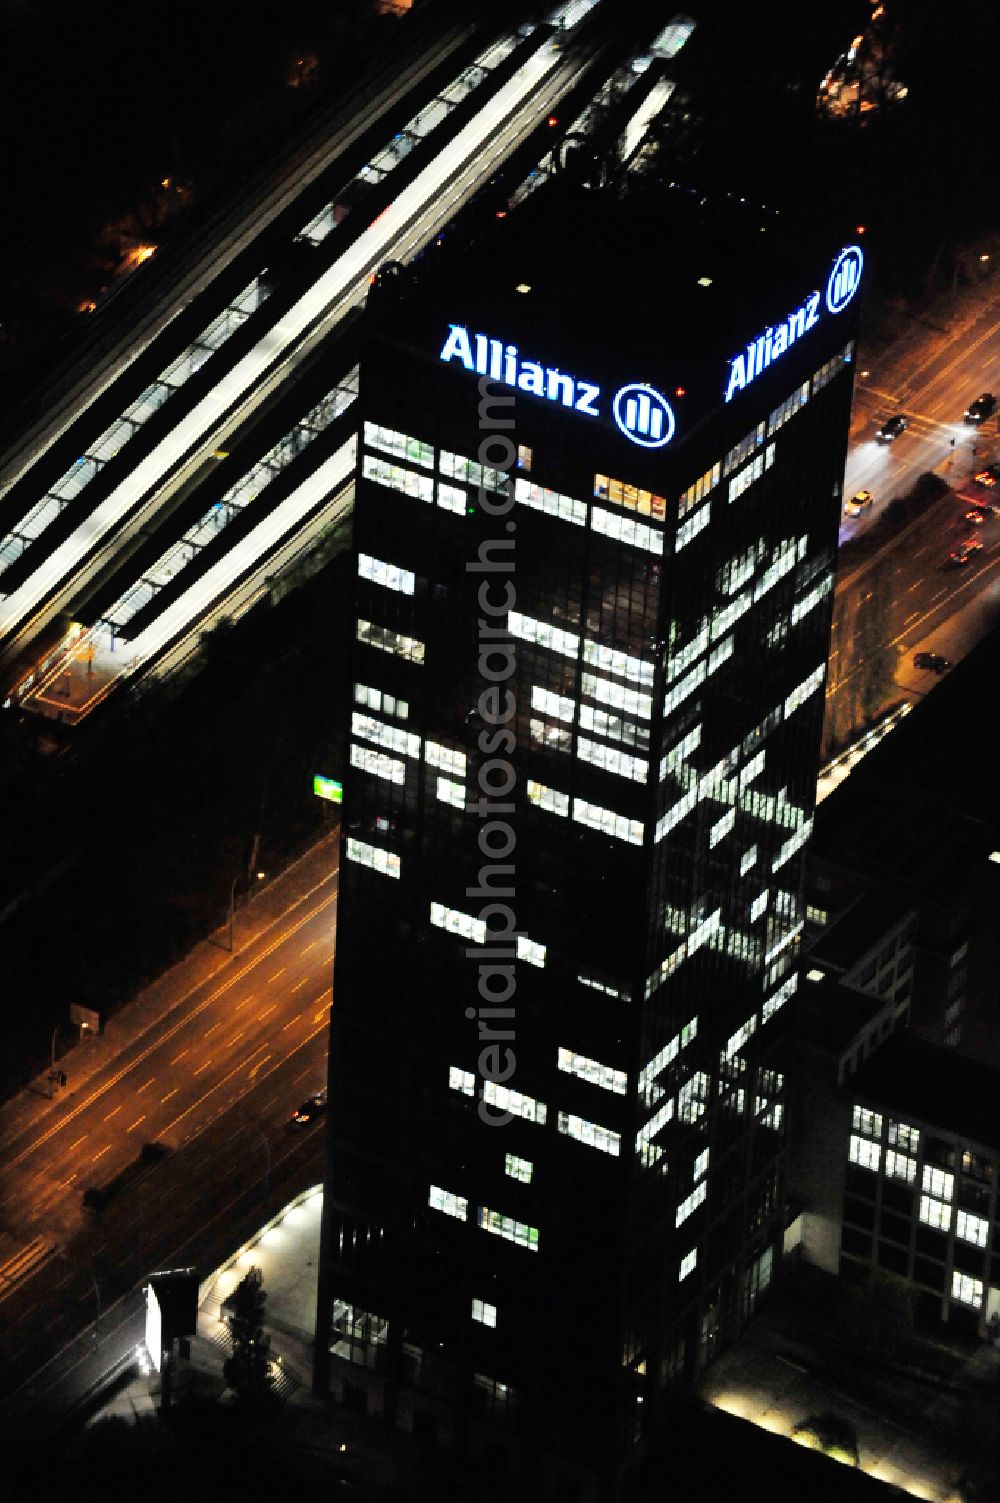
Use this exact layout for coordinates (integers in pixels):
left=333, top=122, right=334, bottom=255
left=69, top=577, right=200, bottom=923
left=505, top=1153, right=533, bottom=1183
left=426, top=740, right=467, bottom=776
left=363, top=421, right=434, bottom=468
left=532, top=685, right=574, bottom=721
left=727, top=443, right=776, bottom=506
left=591, top=505, right=664, bottom=556
left=638, top=1018, right=698, bottom=1100
left=923, top=1165, right=954, bottom=1202
left=884, top=1149, right=916, bottom=1184
left=676, top=1181, right=707, bottom=1227
left=594, top=473, right=667, bottom=520
left=436, top=777, right=465, bottom=809
left=577, top=735, right=648, bottom=783
left=515, top=477, right=587, bottom=526
left=582, top=672, right=653, bottom=720
left=849, top=1134, right=880, bottom=1171
left=557, top=1111, right=621, bottom=1156
left=573, top=797, right=644, bottom=845
left=358, top=552, right=415, bottom=595
left=557, top=1046, right=627, bottom=1096
left=676, top=501, right=711, bottom=552
left=354, top=683, right=408, bottom=719
left=579, top=702, right=650, bottom=751
left=956, top=1210, right=989, bottom=1248
left=472, top=1298, right=497, bottom=1327
left=362, top=453, right=434, bottom=502
left=428, top=1184, right=467, bottom=1220
left=952, top=1271, right=983, bottom=1309
left=509, top=610, right=580, bottom=660
left=439, top=449, right=507, bottom=491
left=352, top=710, right=421, bottom=759
left=477, top=1207, right=539, bottom=1251
left=767, top=381, right=810, bottom=436
left=679, top=1247, right=697, bottom=1281
left=345, top=838, right=400, bottom=878
left=723, top=420, right=766, bottom=478
left=784, top=663, right=826, bottom=720
left=919, top=1194, right=951, bottom=1232
left=678, top=461, right=721, bottom=519
left=357, top=617, right=425, bottom=663
left=350, top=743, right=405, bottom=784
left=582, top=638, right=655, bottom=688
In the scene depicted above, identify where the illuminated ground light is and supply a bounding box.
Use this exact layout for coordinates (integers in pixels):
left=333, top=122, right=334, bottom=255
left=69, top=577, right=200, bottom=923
left=260, top=1226, right=283, bottom=1247
left=282, top=1206, right=305, bottom=1227
left=215, top=1269, right=238, bottom=1298
left=238, top=1250, right=257, bottom=1268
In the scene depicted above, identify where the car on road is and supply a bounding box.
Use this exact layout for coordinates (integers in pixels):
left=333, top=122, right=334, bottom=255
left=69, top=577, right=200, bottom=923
left=964, top=392, right=997, bottom=424
left=913, top=652, right=951, bottom=673
left=965, top=507, right=988, bottom=525
left=844, top=489, right=874, bottom=516
left=948, top=538, right=984, bottom=565
left=973, top=465, right=1000, bottom=488
left=288, top=1088, right=328, bottom=1129
left=876, top=413, right=908, bottom=442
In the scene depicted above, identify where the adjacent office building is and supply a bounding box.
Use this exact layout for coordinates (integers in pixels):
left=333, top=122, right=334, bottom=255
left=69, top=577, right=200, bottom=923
left=317, top=185, right=862, bottom=1498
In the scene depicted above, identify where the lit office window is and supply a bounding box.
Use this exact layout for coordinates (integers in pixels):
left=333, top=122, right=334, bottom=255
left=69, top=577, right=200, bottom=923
left=577, top=736, right=648, bottom=783
left=922, top=1165, right=954, bottom=1201
left=593, top=473, right=667, bottom=519
left=430, top=902, right=486, bottom=944
left=436, top=777, right=465, bottom=809
left=956, top=1210, right=989, bottom=1248
left=357, top=553, right=415, bottom=595
left=578, top=703, right=649, bottom=750
left=472, top=1298, right=498, bottom=1328
left=662, top=662, right=707, bottom=717
left=439, top=450, right=507, bottom=491
left=749, top=890, right=769, bottom=924
left=582, top=672, right=653, bottom=720
left=884, top=1150, right=916, bottom=1184
left=572, top=797, right=644, bottom=846
left=709, top=808, right=736, bottom=848
left=436, top=481, right=468, bottom=515
left=675, top=1181, right=707, bottom=1227
left=518, top=936, right=546, bottom=968
left=582, top=639, right=655, bottom=687
left=531, top=685, right=575, bottom=721
left=345, top=839, right=400, bottom=879
left=514, top=477, right=587, bottom=526
left=591, top=505, right=664, bottom=556
left=526, top=780, right=570, bottom=816
left=919, top=1195, right=951, bottom=1232
left=951, top=1271, right=983, bottom=1309
left=428, top=1185, right=467, bottom=1221
left=351, top=711, right=421, bottom=759
left=557, top=1111, right=621, bottom=1157
left=693, top=1148, right=709, bottom=1181
left=362, top=454, right=434, bottom=502
left=449, top=1066, right=475, bottom=1097
left=504, top=1153, right=533, bottom=1183
left=675, top=502, right=711, bottom=551
left=354, top=683, right=409, bottom=719
left=784, top=664, right=826, bottom=719
left=724, top=1015, right=757, bottom=1059
left=426, top=741, right=467, bottom=776
left=767, top=381, right=809, bottom=436
left=477, top=1207, right=539, bottom=1251
left=887, top=1121, right=920, bottom=1154
left=557, top=1047, right=627, bottom=1095
left=848, top=1135, right=880, bottom=1171
left=483, top=1082, right=547, bottom=1125
left=530, top=717, right=572, bottom=752
left=509, top=610, right=580, bottom=660
left=852, top=1106, right=882, bottom=1139
left=679, top=1248, right=697, bottom=1281
left=356, top=618, right=425, bottom=663
left=363, top=421, right=434, bottom=468
left=678, top=461, right=721, bottom=517
left=349, top=743, right=405, bottom=784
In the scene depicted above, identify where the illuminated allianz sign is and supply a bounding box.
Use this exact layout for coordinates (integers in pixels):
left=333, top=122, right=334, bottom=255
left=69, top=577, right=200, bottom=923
left=725, top=243, right=863, bottom=404
left=438, top=325, right=675, bottom=448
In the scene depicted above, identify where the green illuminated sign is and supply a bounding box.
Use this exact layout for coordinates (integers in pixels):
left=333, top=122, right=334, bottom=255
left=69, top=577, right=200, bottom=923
left=313, top=775, right=342, bottom=804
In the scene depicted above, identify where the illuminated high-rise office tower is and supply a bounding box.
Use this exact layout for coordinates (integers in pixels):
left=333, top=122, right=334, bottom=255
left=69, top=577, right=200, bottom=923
left=316, top=187, right=862, bottom=1500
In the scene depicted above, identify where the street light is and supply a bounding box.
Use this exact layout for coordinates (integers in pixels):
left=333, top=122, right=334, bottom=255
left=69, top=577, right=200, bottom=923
left=49, top=1021, right=72, bottom=1098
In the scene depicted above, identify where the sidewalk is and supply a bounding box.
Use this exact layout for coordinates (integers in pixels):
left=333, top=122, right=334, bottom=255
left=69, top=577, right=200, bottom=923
left=0, top=827, right=339, bottom=1161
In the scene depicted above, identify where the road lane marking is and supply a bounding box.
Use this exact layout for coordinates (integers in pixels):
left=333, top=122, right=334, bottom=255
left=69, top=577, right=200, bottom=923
left=904, top=611, right=919, bottom=624
left=301, top=941, right=318, bottom=955
left=194, top=1060, right=212, bottom=1075
left=931, top=587, right=948, bottom=601
left=126, top=1115, right=146, bottom=1132
left=102, top=1106, right=121, bottom=1122
left=68, top=1135, right=86, bottom=1151
left=291, top=977, right=308, bottom=992
left=281, top=1016, right=301, bottom=1032
left=136, top=1078, right=155, bottom=1093
left=204, top=1021, right=221, bottom=1036
left=228, top=1032, right=245, bottom=1047
left=91, top=1146, right=110, bottom=1162
left=4, top=884, right=338, bottom=1169
left=170, top=1049, right=189, bottom=1064
left=268, top=968, right=285, bottom=982
left=160, top=1088, right=179, bottom=1104
left=257, top=1004, right=276, bottom=1021
left=248, top=1055, right=271, bottom=1080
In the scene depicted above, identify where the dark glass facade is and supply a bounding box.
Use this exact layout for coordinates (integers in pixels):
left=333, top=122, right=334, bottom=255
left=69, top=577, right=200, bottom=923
left=317, top=194, right=861, bottom=1499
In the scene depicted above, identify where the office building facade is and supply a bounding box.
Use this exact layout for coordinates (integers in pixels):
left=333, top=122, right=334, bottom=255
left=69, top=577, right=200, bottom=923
left=317, top=192, right=862, bottom=1498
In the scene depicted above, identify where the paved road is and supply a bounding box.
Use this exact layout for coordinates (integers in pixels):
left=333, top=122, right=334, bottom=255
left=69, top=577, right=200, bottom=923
left=0, top=835, right=338, bottom=1428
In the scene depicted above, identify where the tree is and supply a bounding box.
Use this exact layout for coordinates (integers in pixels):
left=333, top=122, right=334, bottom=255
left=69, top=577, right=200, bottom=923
left=843, top=1268, right=914, bottom=1360
left=223, top=1266, right=274, bottom=1402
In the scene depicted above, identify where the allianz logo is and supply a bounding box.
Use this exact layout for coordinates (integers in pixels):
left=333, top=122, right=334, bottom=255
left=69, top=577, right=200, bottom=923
left=439, top=325, right=675, bottom=448
left=725, top=242, right=863, bottom=404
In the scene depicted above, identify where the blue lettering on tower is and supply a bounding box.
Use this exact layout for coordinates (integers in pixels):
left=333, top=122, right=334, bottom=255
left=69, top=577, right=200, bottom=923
left=724, top=243, right=863, bottom=404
